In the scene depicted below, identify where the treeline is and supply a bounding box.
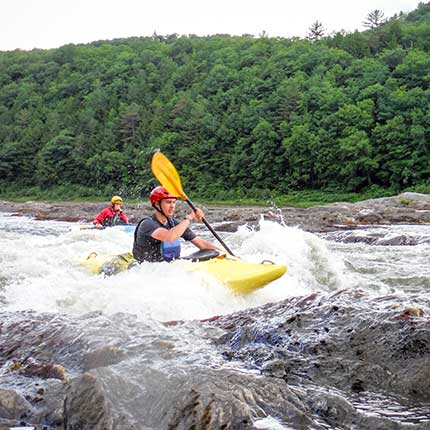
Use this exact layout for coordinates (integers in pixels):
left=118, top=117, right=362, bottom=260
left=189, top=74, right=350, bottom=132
left=1, top=3, right=430, bottom=200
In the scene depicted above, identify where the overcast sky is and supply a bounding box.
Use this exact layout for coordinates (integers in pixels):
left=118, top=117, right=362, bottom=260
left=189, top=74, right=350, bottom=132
left=0, top=0, right=422, bottom=51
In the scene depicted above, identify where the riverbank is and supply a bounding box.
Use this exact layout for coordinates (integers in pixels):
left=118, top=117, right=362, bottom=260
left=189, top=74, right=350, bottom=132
left=1, top=192, right=430, bottom=233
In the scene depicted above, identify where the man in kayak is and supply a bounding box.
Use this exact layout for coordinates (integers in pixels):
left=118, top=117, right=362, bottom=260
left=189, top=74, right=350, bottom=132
left=93, top=195, right=129, bottom=229
left=133, top=186, right=219, bottom=262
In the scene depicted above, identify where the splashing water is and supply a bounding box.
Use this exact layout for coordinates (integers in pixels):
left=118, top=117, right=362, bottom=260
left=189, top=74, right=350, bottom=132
left=2, top=213, right=429, bottom=321
left=0, top=213, right=346, bottom=321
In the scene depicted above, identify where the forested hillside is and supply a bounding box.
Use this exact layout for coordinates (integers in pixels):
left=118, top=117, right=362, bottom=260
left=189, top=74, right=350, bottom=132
left=1, top=3, right=430, bottom=201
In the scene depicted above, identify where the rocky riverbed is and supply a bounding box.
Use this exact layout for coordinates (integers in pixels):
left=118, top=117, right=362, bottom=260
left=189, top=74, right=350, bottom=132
left=1, top=291, right=430, bottom=430
left=1, top=192, right=430, bottom=233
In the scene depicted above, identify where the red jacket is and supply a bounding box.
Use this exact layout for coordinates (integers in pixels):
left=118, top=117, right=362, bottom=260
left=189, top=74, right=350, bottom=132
left=93, top=205, right=129, bottom=227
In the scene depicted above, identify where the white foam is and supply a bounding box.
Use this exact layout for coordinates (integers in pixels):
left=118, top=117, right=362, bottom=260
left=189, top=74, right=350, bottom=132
left=0, top=214, right=348, bottom=321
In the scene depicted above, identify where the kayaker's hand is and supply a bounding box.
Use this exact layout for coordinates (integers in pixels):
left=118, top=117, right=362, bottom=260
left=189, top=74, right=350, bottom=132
left=186, top=208, right=204, bottom=222
left=95, top=223, right=104, bottom=230
left=194, top=208, right=204, bottom=221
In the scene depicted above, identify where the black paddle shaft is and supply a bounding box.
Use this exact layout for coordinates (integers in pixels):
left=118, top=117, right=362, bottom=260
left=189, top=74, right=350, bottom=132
left=185, top=198, right=235, bottom=256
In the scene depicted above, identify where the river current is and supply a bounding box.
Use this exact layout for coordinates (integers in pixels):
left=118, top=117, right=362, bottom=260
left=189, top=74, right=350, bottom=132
left=1, top=213, right=429, bottom=318
left=1, top=212, right=430, bottom=429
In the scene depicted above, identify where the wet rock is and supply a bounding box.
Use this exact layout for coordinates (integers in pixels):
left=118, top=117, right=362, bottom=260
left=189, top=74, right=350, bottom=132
left=222, top=210, right=242, bottom=221
left=306, top=389, right=356, bottom=428
left=210, top=291, right=430, bottom=405
left=397, top=307, right=426, bottom=320
left=0, top=389, right=32, bottom=420
left=213, top=222, right=239, bottom=232
left=82, top=346, right=127, bottom=371
left=355, top=210, right=384, bottom=223
left=376, top=235, right=419, bottom=246
left=2, top=293, right=430, bottom=429
left=365, top=192, right=430, bottom=209
left=164, top=370, right=313, bottom=430
left=18, top=360, right=67, bottom=381
left=64, top=373, right=116, bottom=430
left=0, top=420, right=35, bottom=430
left=340, top=234, right=379, bottom=245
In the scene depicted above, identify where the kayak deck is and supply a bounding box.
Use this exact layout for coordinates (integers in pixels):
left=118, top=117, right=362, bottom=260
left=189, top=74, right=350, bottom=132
left=188, top=257, right=286, bottom=295
left=82, top=252, right=136, bottom=276
left=82, top=252, right=286, bottom=295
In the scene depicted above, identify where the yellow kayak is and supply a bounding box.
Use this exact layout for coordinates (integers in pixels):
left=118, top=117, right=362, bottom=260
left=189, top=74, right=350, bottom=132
left=187, top=257, right=286, bottom=295
left=82, top=251, right=286, bottom=295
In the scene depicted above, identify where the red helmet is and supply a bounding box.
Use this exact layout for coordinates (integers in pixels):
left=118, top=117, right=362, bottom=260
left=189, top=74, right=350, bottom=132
left=150, top=186, right=178, bottom=205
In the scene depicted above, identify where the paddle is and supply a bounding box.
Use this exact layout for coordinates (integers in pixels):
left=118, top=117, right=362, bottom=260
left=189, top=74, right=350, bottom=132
left=151, top=151, right=235, bottom=256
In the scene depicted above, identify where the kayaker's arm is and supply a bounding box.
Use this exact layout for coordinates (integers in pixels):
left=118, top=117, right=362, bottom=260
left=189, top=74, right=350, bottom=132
left=120, top=211, right=129, bottom=224
left=151, top=216, right=193, bottom=243
left=188, top=208, right=222, bottom=251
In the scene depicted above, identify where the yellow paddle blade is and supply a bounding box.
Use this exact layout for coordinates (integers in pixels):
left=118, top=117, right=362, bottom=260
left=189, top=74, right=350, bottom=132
left=151, top=151, right=188, bottom=200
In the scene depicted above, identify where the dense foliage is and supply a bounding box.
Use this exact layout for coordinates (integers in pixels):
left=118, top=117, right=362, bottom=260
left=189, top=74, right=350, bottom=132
left=1, top=3, right=430, bottom=201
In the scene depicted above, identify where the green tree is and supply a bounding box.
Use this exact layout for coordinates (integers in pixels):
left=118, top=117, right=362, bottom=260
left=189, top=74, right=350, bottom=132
left=337, top=130, right=377, bottom=190
left=307, top=21, right=326, bottom=42
left=250, top=119, right=283, bottom=188
left=393, top=49, right=430, bottom=88
left=36, top=130, right=83, bottom=187
left=0, top=141, right=35, bottom=184
left=283, top=124, right=320, bottom=189
left=119, top=103, right=142, bottom=148
left=373, top=115, right=412, bottom=189
left=363, top=10, right=386, bottom=29
left=86, top=151, right=128, bottom=188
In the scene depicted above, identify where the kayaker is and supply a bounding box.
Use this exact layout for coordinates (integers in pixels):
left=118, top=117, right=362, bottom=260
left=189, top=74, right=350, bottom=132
left=93, top=195, right=129, bottom=229
left=133, top=186, right=219, bottom=263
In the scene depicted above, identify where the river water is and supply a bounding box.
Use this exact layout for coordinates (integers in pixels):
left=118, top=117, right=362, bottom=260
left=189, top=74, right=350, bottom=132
left=1, top=212, right=430, bottom=429
left=0, top=213, right=327, bottom=320
left=1, top=213, right=429, bottom=319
